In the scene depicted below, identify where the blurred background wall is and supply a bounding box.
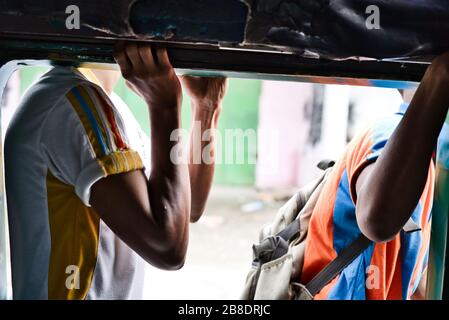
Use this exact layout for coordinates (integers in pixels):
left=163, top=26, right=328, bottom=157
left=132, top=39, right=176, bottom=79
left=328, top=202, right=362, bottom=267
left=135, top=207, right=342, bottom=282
left=7, top=67, right=403, bottom=190
left=1, top=66, right=405, bottom=299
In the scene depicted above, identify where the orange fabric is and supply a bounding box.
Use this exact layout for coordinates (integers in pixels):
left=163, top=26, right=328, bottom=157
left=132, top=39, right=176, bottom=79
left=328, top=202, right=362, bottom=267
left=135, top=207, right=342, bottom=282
left=300, top=129, right=375, bottom=292
left=299, top=118, right=434, bottom=299
left=300, top=159, right=343, bottom=284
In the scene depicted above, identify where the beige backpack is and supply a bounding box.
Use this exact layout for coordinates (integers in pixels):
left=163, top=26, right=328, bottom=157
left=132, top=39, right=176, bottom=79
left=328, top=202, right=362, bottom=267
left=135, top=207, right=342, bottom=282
left=241, top=160, right=371, bottom=300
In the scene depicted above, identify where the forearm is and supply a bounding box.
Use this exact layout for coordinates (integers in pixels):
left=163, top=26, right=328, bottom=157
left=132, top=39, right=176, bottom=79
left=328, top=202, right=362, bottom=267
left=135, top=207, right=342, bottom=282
left=357, top=63, right=449, bottom=242
left=147, top=103, right=191, bottom=251
left=188, top=101, right=221, bottom=222
left=89, top=105, right=190, bottom=270
left=109, top=44, right=193, bottom=269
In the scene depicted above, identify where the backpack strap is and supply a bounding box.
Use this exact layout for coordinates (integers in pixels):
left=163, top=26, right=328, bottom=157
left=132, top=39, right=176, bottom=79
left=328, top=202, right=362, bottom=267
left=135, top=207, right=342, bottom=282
left=303, top=215, right=421, bottom=296
left=252, top=220, right=300, bottom=264
left=277, top=219, right=301, bottom=243
left=317, top=159, right=336, bottom=171
left=304, top=234, right=371, bottom=296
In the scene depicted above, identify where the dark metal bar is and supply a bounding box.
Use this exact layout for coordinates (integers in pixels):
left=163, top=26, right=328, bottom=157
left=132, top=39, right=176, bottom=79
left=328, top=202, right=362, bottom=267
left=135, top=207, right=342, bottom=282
left=0, top=35, right=428, bottom=86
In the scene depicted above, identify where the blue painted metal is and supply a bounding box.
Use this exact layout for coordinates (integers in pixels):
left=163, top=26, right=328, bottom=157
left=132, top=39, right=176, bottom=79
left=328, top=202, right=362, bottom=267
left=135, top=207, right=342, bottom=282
left=130, top=0, right=247, bottom=43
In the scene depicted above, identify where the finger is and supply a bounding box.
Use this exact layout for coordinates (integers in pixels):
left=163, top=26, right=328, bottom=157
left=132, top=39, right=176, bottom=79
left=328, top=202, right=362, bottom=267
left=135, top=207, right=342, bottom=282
left=138, top=44, right=157, bottom=73
left=212, top=77, right=228, bottom=96
left=221, top=77, right=229, bottom=93
left=219, top=77, right=229, bottom=88
left=125, top=80, right=135, bottom=90
left=214, top=76, right=228, bottom=83
left=113, top=41, right=126, bottom=55
left=125, top=80, right=141, bottom=96
left=156, top=48, right=173, bottom=71
left=113, top=49, right=132, bottom=78
left=125, top=43, right=144, bottom=71
left=180, top=75, right=202, bottom=86
left=151, top=45, right=159, bottom=65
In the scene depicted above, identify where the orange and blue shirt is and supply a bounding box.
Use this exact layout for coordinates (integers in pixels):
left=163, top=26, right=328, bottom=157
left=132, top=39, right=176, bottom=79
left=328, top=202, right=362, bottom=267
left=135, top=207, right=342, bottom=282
left=301, top=103, right=434, bottom=300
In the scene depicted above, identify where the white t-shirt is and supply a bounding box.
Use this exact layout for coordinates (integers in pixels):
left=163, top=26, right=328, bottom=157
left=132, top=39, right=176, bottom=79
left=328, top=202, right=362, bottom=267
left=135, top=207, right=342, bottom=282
left=5, top=66, right=151, bottom=299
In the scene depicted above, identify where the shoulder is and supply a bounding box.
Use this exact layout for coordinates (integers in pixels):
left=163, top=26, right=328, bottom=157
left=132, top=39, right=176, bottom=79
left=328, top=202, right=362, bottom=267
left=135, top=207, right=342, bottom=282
left=5, top=67, right=90, bottom=148
left=346, top=112, right=404, bottom=160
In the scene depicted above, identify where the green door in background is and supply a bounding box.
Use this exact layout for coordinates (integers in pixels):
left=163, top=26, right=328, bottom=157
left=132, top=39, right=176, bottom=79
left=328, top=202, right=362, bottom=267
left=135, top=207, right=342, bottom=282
left=19, top=68, right=261, bottom=185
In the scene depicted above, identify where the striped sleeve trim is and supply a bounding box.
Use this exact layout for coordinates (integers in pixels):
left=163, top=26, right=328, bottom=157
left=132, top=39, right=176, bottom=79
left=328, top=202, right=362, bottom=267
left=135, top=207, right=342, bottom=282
left=65, top=81, right=145, bottom=206
left=75, top=150, right=144, bottom=206
left=90, top=87, right=128, bottom=150
left=66, top=86, right=109, bottom=157
left=98, top=150, right=144, bottom=176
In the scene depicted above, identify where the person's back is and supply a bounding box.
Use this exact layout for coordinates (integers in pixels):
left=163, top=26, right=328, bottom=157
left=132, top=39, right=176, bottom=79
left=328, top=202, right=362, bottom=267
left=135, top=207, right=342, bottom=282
left=5, top=66, right=148, bottom=299
left=299, top=101, right=439, bottom=299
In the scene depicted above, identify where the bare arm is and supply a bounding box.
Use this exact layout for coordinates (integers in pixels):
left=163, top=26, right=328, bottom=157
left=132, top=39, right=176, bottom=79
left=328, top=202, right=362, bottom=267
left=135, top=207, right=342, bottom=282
left=90, top=44, right=190, bottom=270
left=355, top=53, right=449, bottom=242
left=181, top=76, right=228, bottom=222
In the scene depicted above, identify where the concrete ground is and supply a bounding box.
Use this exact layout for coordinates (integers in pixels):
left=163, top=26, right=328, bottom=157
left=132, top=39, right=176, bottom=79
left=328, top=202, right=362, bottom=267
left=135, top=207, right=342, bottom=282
left=142, top=185, right=287, bottom=300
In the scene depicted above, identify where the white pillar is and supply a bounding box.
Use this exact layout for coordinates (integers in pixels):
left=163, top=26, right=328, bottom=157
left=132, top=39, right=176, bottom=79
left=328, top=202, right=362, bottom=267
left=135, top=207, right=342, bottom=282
left=255, top=80, right=313, bottom=189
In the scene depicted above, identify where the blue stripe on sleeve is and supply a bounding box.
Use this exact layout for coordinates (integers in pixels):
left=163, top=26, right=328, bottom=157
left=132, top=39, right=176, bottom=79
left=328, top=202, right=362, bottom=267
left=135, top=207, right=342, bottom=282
left=71, top=86, right=109, bottom=156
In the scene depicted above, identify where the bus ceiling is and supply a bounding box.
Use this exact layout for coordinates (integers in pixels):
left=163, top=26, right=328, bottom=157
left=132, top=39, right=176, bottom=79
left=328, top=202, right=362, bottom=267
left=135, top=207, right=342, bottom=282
left=1, top=0, right=449, bottom=87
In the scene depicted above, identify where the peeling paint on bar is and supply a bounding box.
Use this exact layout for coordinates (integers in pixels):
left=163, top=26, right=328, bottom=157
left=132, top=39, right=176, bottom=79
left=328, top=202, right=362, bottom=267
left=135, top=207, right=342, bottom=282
left=129, top=0, right=248, bottom=43
left=0, top=0, right=248, bottom=43
left=1, top=0, right=449, bottom=61
left=243, top=0, right=449, bottom=60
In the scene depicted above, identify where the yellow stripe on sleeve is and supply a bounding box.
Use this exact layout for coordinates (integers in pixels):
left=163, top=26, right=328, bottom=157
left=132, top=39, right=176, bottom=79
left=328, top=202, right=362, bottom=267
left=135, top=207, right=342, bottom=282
left=98, top=150, right=144, bottom=176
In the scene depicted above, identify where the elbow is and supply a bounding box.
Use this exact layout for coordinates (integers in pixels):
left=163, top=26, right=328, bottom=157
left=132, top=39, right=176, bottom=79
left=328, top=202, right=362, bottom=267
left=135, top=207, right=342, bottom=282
left=190, top=211, right=202, bottom=223
left=157, top=249, right=186, bottom=271
left=156, top=227, right=188, bottom=270
left=360, top=219, right=398, bottom=243
left=145, top=241, right=187, bottom=271
left=357, top=202, right=401, bottom=243
left=148, top=202, right=190, bottom=269
left=141, top=217, right=188, bottom=270
left=190, top=216, right=201, bottom=224
left=190, top=205, right=206, bottom=223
